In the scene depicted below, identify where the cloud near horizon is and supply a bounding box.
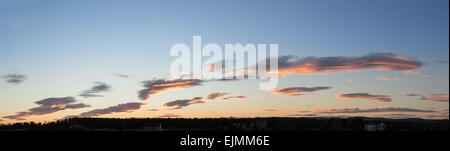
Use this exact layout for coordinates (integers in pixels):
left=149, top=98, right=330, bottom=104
left=406, top=93, right=448, bottom=103
left=74, top=102, right=145, bottom=117
left=138, top=79, right=203, bottom=100
left=313, top=107, right=435, bottom=114
left=273, top=53, right=422, bottom=76
left=421, top=94, right=449, bottom=103
left=1, top=74, right=27, bottom=84
left=287, top=114, right=319, bottom=117
left=336, top=92, right=392, bottom=102
left=156, top=114, right=181, bottom=118
left=2, top=97, right=90, bottom=120
left=79, top=82, right=111, bottom=98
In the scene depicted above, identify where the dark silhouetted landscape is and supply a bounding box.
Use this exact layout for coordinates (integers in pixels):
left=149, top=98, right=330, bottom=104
left=1, top=117, right=448, bottom=132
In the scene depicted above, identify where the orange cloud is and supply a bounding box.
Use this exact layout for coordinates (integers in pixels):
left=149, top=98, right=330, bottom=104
left=402, top=70, right=431, bottom=78
left=282, top=93, right=304, bottom=97
left=336, top=92, right=392, bottom=102
left=264, top=109, right=277, bottom=112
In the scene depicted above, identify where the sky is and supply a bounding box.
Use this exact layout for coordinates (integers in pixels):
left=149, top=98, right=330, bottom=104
left=0, top=0, right=448, bottom=124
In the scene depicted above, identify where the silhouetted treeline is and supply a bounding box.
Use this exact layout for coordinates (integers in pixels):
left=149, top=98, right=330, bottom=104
left=0, top=117, right=448, bottom=131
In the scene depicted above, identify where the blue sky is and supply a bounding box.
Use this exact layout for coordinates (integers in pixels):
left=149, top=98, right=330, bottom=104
left=0, top=0, right=448, bottom=123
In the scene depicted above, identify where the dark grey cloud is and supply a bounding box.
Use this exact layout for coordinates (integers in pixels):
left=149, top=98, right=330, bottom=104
left=79, top=82, right=111, bottom=98
left=336, top=92, right=392, bottom=102
left=206, top=92, right=230, bottom=100
left=163, top=97, right=204, bottom=110
left=138, top=79, right=203, bottom=100
left=313, top=107, right=436, bottom=114
left=220, top=96, right=248, bottom=100
left=2, top=97, right=90, bottom=120
left=271, top=86, right=330, bottom=96
left=272, top=87, right=330, bottom=93
left=272, top=53, right=423, bottom=76
left=405, top=94, right=420, bottom=96
left=287, top=114, right=319, bottom=117
left=1, top=74, right=27, bottom=84
left=76, top=102, right=145, bottom=117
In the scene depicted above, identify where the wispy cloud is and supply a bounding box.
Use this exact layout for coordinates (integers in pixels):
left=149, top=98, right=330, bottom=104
left=376, top=77, right=399, bottom=81
left=421, top=94, right=449, bottom=103
left=270, top=86, right=330, bottom=96
left=282, top=93, right=304, bottom=97
left=156, top=114, right=181, bottom=118
left=75, top=102, right=145, bottom=117
left=1, top=73, right=27, bottom=84
left=115, top=74, right=130, bottom=78
left=336, top=92, right=392, bottom=102
left=220, top=96, right=248, bottom=100
left=313, top=107, right=435, bottom=114
left=2, top=97, right=90, bottom=120
left=405, top=94, right=420, bottom=96
left=402, top=70, right=431, bottom=78
left=406, top=93, right=449, bottom=103
left=286, top=114, right=319, bottom=117
left=79, top=82, right=111, bottom=98
left=382, top=113, right=417, bottom=118
left=138, top=79, right=203, bottom=100
left=264, top=109, right=277, bottom=112
left=436, top=60, right=448, bottom=64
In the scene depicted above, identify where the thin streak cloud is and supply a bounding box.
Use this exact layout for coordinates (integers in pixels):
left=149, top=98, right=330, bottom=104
left=1, top=74, right=27, bottom=84
left=336, top=92, right=392, bottom=103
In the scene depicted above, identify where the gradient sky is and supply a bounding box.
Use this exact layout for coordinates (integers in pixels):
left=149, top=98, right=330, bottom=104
left=0, top=0, right=448, bottom=124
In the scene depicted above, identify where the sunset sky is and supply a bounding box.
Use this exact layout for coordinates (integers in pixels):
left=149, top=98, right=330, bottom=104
left=0, top=0, right=448, bottom=124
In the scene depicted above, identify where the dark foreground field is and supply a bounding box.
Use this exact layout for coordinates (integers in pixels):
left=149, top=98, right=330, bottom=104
left=1, top=117, right=448, bottom=131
